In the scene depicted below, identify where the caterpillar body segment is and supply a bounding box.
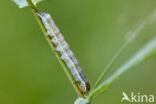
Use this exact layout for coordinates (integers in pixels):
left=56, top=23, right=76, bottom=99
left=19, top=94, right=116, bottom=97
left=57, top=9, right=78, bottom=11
left=38, top=12, right=90, bottom=93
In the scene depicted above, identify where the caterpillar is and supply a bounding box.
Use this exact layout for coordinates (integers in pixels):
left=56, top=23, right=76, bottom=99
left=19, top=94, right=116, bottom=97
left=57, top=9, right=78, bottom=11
left=38, top=12, right=90, bottom=93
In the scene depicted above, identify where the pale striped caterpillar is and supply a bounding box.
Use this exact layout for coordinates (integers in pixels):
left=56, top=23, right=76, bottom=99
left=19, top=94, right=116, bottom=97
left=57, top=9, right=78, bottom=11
left=38, top=12, right=90, bottom=93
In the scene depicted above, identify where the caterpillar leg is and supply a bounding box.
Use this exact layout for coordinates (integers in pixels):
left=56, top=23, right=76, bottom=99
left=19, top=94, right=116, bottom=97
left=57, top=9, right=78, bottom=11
left=45, top=31, right=53, bottom=37
left=45, top=31, right=49, bottom=36
left=73, top=80, right=77, bottom=84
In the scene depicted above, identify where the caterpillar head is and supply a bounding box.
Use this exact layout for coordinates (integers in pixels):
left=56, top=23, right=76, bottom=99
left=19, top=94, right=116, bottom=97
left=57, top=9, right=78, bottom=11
left=79, top=82, right=90, bottom=94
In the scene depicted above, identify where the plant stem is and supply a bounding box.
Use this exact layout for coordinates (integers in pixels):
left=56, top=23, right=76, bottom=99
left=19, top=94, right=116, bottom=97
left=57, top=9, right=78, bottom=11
left=94, top=42, right=128, bottom=88
left=26, top=0, right=85, bottom=98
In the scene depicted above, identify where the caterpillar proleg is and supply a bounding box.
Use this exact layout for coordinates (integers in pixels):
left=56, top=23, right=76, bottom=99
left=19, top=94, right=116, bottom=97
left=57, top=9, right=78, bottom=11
left=38, top=12, right=90, bottom=93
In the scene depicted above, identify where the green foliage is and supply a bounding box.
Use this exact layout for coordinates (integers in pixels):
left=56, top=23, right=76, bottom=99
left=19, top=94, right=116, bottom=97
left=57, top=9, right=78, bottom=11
left=12, top=0, right=156, bottom=104
left=94, top=10, right=156, bottom=89
left=87, top=37, right=156, bottom=102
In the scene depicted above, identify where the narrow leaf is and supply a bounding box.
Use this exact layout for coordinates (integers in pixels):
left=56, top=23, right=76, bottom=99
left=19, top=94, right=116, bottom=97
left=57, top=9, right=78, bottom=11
left=88, top=37, right=156, bottom=100
left=94, top=10, right=156, bottom=88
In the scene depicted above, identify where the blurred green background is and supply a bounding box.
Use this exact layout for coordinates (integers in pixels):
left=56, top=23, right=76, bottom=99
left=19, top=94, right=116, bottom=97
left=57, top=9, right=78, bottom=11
left=0, top=0, right=156, bottom=104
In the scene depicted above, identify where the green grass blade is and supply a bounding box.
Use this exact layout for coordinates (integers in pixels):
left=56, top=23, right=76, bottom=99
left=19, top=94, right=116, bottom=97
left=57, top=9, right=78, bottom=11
left=93, top=42, right=128, bottom=89
left=93, top=10, right=156, bottom=89
left=88, top=37, right=156, bottom=101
